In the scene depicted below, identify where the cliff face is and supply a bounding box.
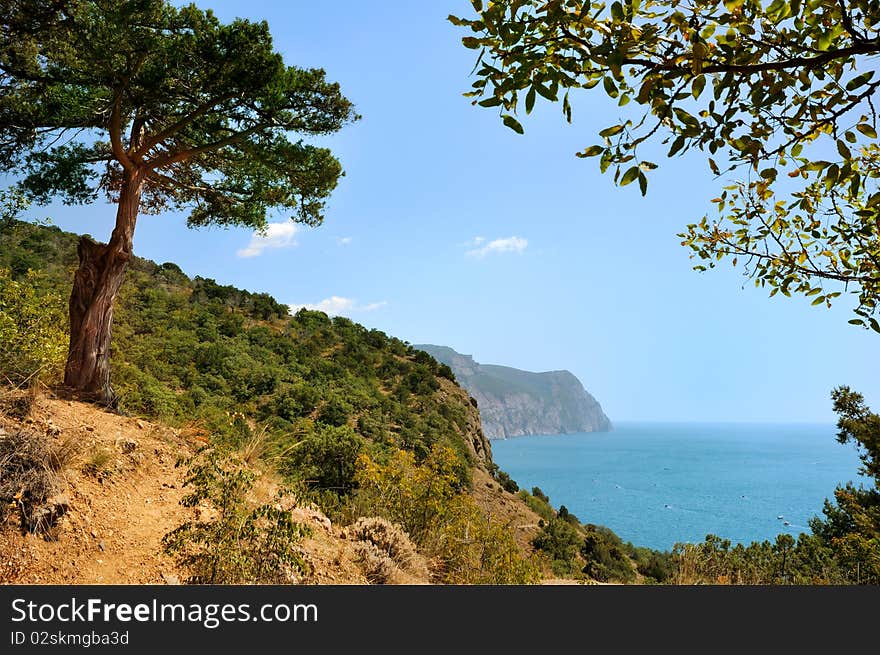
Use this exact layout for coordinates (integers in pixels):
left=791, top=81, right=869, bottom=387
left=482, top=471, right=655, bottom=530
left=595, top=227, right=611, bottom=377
left=416, top=345, right=611, bottom=440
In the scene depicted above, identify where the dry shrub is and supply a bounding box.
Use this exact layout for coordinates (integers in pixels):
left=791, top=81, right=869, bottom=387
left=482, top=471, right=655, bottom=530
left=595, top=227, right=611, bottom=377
left=353, top=541, right=399, bottom=584
left=348, top=517, right=428, bottom=583
left=0, top=428, right=60, bottom=531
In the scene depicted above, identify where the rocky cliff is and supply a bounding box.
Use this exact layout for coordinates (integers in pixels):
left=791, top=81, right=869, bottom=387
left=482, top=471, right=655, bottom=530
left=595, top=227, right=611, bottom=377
left=415, top=345, right=612, bottom=439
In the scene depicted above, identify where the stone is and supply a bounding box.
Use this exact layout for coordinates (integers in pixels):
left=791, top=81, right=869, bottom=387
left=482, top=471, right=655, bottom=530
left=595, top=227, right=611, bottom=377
left=115, top=437, right=138, bottom=454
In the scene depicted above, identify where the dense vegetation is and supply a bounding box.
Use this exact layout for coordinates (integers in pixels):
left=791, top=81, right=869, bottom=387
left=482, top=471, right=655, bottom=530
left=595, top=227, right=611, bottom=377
left=3, top=215, right=876, bottom=585
left=674, top=387, right=880, bottom=584
left=0, top=215, right=538, bottom=583
left=522, top=486, right=673, bottom=583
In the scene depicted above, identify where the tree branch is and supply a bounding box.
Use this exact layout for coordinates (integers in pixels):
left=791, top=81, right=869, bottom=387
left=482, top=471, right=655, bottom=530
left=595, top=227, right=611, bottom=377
left=109, top=92, right=135, bottom=172
left=557, top=25, right=880, bottom=77
left=147, top=124, right=268, bottom=170
left=136, top=92, right=238, bottom=157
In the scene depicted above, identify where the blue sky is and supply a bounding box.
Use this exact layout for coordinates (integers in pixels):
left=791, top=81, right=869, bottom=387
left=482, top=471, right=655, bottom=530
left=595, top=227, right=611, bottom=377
left=20, top=0, right=880, bottom=423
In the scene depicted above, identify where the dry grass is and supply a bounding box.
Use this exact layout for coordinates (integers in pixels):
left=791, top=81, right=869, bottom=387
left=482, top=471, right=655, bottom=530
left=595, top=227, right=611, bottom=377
left=0, top=427, right=61, bottom=532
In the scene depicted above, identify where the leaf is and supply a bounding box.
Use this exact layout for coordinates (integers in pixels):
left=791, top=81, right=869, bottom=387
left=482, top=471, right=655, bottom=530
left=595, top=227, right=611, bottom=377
left=638, top=170, right=648, bottom=196
left=692, top=75, right=706, bottom=99
left=525, top=86, right=536, bottom=114
left=599, top=124, right=625, bottom=138
left=577, top=145, right=604, bottom=158
left=620, top=166, right=639, bottom=186
left=502, top=114, right=524, bottom=134
left=603, top=76, right=619, bottom=98
left=837, top=139, right=852, bottom=160
left=857, top=123, right=877, bottom=139
left=846, top=71, right=874, bottom=91
left=478, top=97, right=502, bottom=108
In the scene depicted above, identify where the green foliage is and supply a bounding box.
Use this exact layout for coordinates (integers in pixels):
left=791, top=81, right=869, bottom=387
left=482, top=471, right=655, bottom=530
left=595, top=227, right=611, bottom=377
left=532, top=516, right=583, bottom=576
left=452, top=0, right=880, bottom=324
left=354, top=446, right=540, bottom=584
left=0, top=0, right=357, bottom=230
left=517, top=488, right=555, bottom=522
left=626, top=544, right=674, bottom=584
left=162, top=449, right=311, bottom=584
left=489, top=463, right=519, bottom=493
left=673, top=387, right=880, bottom=584
left=0, top=268, right=67, bottom=385
left=0, top=219, right=478, bottom=481
left=279, top=424, right=366, bottom=494
left=581, top=524, right=638, bottom=583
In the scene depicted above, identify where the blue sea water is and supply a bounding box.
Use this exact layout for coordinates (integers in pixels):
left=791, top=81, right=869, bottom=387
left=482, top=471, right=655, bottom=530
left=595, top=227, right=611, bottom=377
left=490, top=422, right=869, bottom=551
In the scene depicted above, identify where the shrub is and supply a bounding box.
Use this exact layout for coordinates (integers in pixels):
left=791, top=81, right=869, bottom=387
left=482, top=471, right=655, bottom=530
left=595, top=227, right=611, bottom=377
left=581, top=524, right=637, bottom=583
left=163, top=449, right=311, bottom=584
left=0, top=428, right=61, bottom=532
left=280, top=424, right=365, bottom=494
left=532, top=516, right=583, bottom=576
left=354, top=446, right=540, bottom=584
left=348, top=517, right=425, bottom=584
left=0, top=269, right=67, bottom=386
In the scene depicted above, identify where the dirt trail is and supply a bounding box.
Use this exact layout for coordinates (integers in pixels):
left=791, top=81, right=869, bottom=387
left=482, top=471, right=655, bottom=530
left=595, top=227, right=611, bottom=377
left=1, top=395, right=193, bottom=584
left=0, top=393, right=369, bottom=585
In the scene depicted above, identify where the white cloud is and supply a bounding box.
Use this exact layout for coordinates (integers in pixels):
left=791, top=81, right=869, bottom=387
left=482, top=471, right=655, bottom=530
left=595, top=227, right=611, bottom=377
left=465, top=236, right=528, bottom=258
left=289, top=296, right=388, bottom=316
left=237, top=222, right=300, bottom=258
left=336, top=236, right=353, bottom=246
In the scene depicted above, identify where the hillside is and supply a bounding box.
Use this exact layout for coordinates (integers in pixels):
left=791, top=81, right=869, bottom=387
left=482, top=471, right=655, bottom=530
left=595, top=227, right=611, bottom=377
left=0, top=218, right=551, bottom=584
left=415, top=345, right=611, bottom=439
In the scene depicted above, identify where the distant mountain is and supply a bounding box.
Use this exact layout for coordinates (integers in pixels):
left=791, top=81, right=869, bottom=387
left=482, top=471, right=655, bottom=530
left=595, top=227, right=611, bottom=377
left=415, top=345, right=611, bottom=439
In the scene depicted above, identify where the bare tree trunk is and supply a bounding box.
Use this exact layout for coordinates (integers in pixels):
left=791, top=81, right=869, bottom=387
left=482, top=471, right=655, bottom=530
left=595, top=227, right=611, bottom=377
left=63, top=170, right=144, bottom=406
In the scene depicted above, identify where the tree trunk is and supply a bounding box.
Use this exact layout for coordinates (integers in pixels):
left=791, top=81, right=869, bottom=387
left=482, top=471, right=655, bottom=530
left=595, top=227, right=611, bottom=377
left=63, top=170, right=144, bottom=406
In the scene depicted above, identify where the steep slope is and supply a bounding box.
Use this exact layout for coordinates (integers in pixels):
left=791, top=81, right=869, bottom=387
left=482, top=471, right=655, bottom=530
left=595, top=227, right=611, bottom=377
left=1, top=219, right=549, bottom=584
left=416, top=344, right=611, bottom=439
left=0, top=219, right=492, bottom=475
left=0, top=391, right=378, bottom=584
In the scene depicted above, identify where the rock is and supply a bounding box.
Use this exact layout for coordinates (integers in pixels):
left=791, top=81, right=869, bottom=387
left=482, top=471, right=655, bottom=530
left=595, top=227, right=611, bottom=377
left=26, top=494, right=71, bottom=534
left=115, top=437, right=138, bottom=453
left=161, top=572, right=181, bottom=585
left=136, top=420, right=147, bottom=430
left=98, top=540, right=105, bottom=552
left=290, top=506, right=332, bottom=532
left=415, top=344, right=612, bottom=439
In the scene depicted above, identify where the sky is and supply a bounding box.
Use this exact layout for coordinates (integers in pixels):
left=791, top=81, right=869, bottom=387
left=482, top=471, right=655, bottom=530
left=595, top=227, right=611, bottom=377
left=16, top=0, right=880, bottom=423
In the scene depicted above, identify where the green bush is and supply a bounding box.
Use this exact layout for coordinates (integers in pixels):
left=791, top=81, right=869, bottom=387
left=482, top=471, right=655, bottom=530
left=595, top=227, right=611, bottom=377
left=163, top=449, right=311, bottom=584
left=279, top=424, right=366, bottom=494
left=532, top=516, right=583, bottom=576
left=581, top=524, right=637, bottom=583
left=0, top=269, right=67, bottom=385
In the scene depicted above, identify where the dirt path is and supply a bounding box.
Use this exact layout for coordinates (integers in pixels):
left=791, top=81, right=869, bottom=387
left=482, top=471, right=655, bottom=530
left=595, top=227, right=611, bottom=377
left=1, top=396, right=193, bottom=584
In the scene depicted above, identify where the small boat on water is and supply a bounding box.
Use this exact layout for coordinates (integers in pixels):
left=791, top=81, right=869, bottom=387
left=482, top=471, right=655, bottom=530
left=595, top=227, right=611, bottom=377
left=783, top=521, right=791, bottom=526
left=777, top=515, right=784, bottom=519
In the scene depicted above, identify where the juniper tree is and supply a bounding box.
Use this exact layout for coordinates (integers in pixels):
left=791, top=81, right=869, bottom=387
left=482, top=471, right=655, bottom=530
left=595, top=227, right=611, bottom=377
left=0, top=0, right=357, bottom=403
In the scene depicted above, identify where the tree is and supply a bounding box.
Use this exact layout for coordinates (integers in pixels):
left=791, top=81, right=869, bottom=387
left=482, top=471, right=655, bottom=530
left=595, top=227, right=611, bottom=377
left=0, top=0, right=357, bottom=403
left=809, top=386, right=880, bottom=581
left=450, top=0, right=880, bottom=327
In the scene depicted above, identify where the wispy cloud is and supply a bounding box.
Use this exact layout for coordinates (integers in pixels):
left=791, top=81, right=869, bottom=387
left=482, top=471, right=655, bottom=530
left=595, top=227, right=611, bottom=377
left=237, top=222, right=299, bottom=258
left=289, top=296, right=388, bottom=316
left=335, top=236, right=353, bottom=246
left=465, top=235, right=528, bottom=258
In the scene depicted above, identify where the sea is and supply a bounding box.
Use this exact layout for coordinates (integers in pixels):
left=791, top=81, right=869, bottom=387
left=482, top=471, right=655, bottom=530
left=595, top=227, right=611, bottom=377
left=490, top=422, right=870, bottom=552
